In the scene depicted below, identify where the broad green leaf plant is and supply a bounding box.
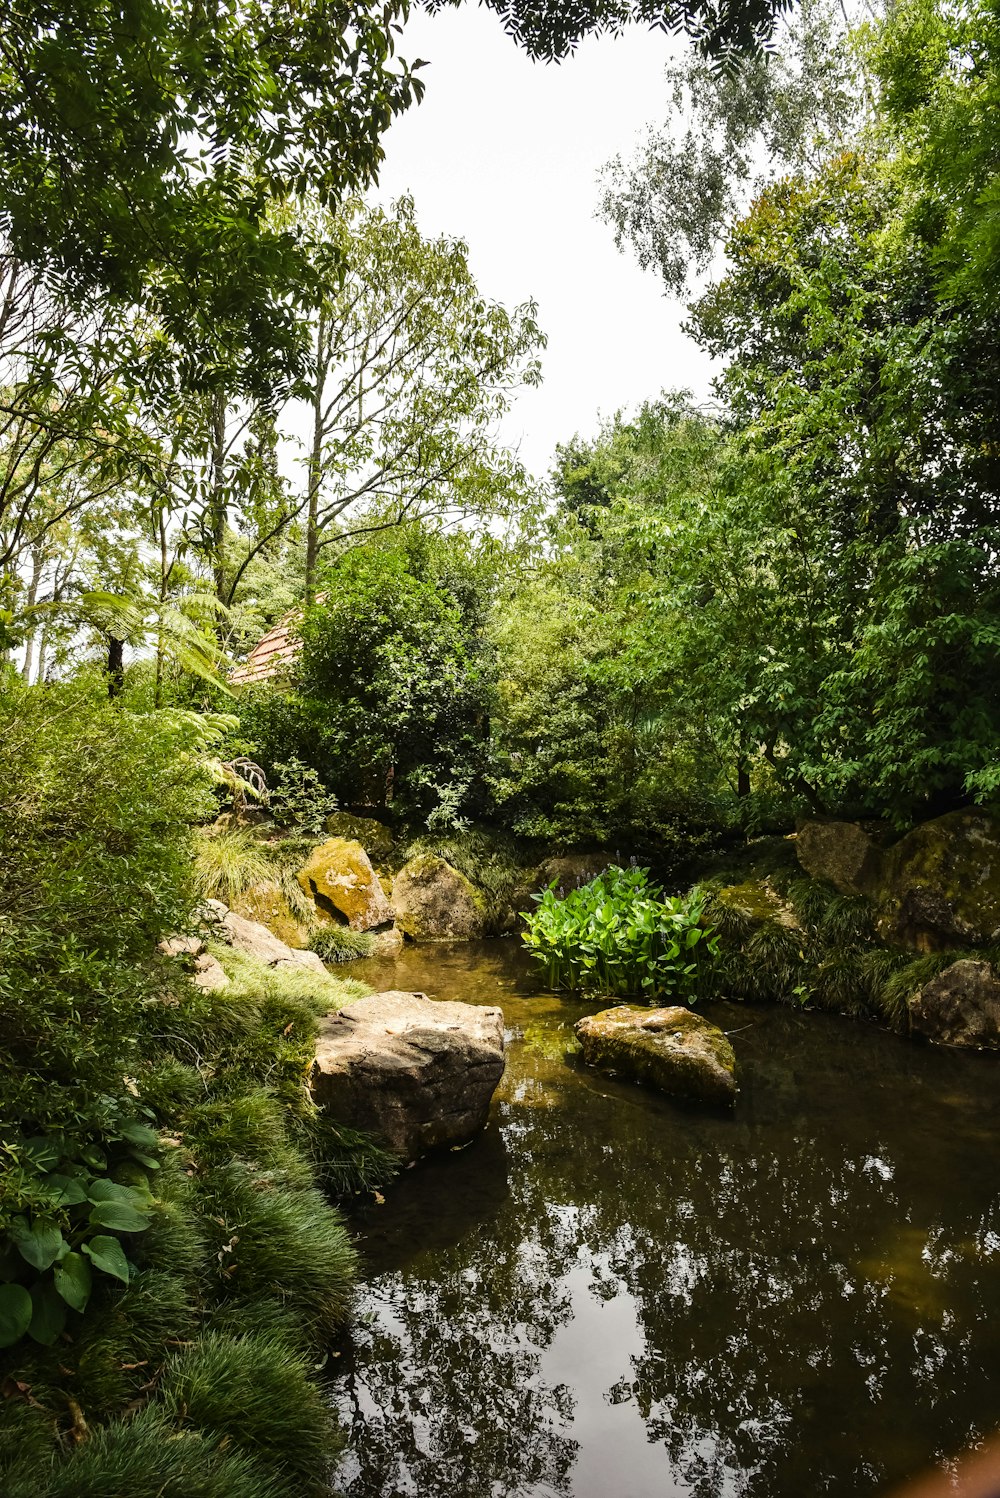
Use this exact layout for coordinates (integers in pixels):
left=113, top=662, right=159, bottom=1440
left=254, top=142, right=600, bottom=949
left=522, top=866, right=720, bottom=1004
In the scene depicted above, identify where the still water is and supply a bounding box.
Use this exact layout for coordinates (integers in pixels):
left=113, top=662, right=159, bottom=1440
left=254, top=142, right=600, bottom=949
left=332, top=941, right=1000, bottom=1498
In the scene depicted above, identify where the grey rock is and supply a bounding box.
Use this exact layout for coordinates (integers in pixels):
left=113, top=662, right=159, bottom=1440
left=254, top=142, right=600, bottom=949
left=908, top=959, right=1000, bottom=1049
left=795, top=821, right=882, bottom=896
left=215, top=908, right=329, bottom=973
left=311, top=990, right=505, bottom=1159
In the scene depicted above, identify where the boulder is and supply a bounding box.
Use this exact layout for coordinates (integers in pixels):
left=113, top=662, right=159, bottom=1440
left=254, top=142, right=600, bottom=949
left=876, top=809, right=1000, bottom=951
left=215, top=907, right=328, bottom=975
left=391, top=855, right=487, bottom=940
left=324, top=812, right=396, bottom=863
left=311, top=990, right=506, bottom=1159
left=795, top=821, right=882, bottom=897
left=575, top=1005, right=737, bottom=1107
left=297, top=838, right=394, bottom=931
left=231, top=880, right=311, bottom=949
left=908, top=960, right=1000, bottom=1049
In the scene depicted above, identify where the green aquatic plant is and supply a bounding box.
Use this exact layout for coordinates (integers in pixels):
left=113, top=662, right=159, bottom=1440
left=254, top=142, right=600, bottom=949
left=522, top=866, right=719, bottom=1004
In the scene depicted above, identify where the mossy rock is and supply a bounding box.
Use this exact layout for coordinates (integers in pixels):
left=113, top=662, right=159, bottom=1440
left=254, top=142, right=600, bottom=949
left=297, top=838, right=394, bottom=932
left=323, top=812, right=396, bottom=863
left=391, top=854, right=488, bottom=940
left=875, top=809, right=1000, bottom=952
left=231, top=880, right=310, bottom=949
left=575, top=1005, right=737, bottom=1107
left=716, top=878, right=799, bottom=930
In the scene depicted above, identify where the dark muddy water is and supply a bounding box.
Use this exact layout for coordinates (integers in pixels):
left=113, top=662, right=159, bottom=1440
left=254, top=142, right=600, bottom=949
left=331, top=940, right=1000, bottom=1498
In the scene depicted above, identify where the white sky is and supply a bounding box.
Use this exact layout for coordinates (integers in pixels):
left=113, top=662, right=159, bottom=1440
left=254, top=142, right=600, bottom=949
left=371, top=5, right=716, bottom=480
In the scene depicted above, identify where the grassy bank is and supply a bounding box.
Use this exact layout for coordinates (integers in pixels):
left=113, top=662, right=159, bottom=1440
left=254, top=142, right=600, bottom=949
left=0, top=686, right=394, bottom=1496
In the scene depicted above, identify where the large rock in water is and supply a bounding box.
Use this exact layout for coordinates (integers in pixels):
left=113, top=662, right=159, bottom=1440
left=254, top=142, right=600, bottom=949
left=297, top=837, right=394, bottom=931
left=876, top=809, right=1000, bottom=951
left=575, top=1005, right=737, bottom=1107
left=311, top=991, right=505, bottom=1159
left=908, top=960, right=1000, bottom=1049
left=795, top=820, right=882, bottom=896
left=391, top=855, right=487, bottom=940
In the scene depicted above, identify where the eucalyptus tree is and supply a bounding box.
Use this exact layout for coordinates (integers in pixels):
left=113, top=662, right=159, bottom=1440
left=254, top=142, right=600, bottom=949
left=288, top=196, right=544, bottom=598
left=599, top=0, right=873, bottom=294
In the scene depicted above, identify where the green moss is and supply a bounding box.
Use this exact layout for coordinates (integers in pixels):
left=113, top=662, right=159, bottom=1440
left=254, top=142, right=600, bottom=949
left=576, top=1006, right=736, bottom=1107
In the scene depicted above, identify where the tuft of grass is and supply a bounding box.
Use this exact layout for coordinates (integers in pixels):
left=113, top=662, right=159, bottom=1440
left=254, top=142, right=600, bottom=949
left=198, top=1161, right=357, bottom=1342
left=159, top=1330, right=341, bottom=1491
left=3, top=1406, right=285, bottom=1498
left=302, top=1113, right=399, bottom=1197
left=875, top=951, right=965, bottom=1029
left=309, top=924, right=374, bottom=963
left=194, top=827, right=273, bottom=907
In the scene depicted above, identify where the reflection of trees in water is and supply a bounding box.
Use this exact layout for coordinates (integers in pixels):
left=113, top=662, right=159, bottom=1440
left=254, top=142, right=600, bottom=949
left=334, top=961, right=1000, bottom=1498
left=337, top=1225, right=580, bottom=1498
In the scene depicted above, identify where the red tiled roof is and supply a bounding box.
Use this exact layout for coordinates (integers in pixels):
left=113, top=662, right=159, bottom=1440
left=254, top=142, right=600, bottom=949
left=229, top=608, right=302, bottom=686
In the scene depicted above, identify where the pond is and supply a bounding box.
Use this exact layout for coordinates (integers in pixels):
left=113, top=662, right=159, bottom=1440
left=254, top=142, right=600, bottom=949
left=331, top=940, right=1000, bottom=1498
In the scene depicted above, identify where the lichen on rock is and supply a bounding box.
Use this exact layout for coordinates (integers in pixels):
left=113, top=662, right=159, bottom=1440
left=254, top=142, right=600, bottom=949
left=391, top=854, right=488, bottom=940
left=574, top=1005, right=737, bottom=1107
left=875, top=809, right=1000, bottom=952
left=297, top=837, right=394, bottom=932
left=908, top=959, right=1000, bottom=1049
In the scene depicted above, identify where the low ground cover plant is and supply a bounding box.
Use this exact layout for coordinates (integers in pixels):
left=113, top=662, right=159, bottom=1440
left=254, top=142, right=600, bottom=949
left=522, top=865, right=720, bottom=1004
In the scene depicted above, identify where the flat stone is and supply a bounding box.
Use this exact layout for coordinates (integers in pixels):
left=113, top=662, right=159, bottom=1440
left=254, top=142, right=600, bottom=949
left=575, top=1005, right=737, bottom=1107
left=311, top=990, right=505, bottom=1159
left=215, top=908, right=328, bottom=973
left=908, top=959, right=1000, bottom=1049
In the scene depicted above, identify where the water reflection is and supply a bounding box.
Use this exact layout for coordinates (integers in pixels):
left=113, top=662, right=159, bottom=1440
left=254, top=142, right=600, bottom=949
left=332, top=942, right=1000, bottom=1498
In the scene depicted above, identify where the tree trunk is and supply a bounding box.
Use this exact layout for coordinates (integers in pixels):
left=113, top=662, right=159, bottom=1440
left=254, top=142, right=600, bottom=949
left=107, top=635, right=125, bottom=699
left=209, top=390, right=228, bottom=638
left=304, top=308, right=328, bottom=603
left=20, top=542, right=43, bottom=682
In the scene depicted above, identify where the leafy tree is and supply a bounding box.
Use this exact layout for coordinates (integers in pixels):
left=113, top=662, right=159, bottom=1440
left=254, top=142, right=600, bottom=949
left=599, top=0, right=870, bottom=293
left=241, top=532, right=496, bottom=828
left=0, top=0, right=425, bottom=388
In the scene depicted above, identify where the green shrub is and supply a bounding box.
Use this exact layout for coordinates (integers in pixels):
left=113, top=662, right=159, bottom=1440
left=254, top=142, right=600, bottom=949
left=193, top=827, right=273, bottom=906
left=159, top=1330, right=340, bottom=1488
left=522, top=865, right=720, bottom=1003
left=309, top=924, right=374, bottom=963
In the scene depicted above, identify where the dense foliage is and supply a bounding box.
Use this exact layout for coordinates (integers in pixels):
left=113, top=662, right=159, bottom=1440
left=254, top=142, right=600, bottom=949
left=0, top=681, right=391, bottom=1490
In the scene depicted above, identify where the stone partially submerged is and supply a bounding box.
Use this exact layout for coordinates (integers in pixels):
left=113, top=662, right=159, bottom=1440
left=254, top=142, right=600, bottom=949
left=908, top=960, right=1000, bottom=1050
left=311, top=990, right=505, bottom=1159
left=575, top=1005, right=737, bottom=1107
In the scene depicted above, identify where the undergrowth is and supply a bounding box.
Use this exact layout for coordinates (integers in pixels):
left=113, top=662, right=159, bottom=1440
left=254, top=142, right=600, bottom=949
left=701, top=868, right=1000, bottom=1029
left=0, top=687, right=394, bottom=1497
